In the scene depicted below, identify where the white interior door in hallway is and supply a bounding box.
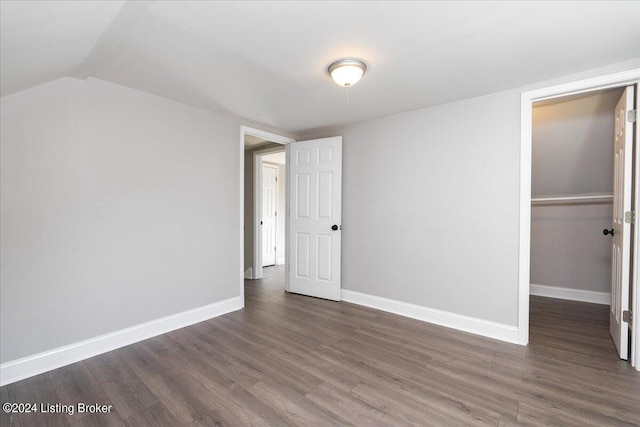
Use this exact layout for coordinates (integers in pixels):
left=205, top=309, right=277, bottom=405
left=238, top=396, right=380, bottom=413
left=288, top=136, right=342, bottom=301
left=609, top=85, right=635, bottom=360
left=262, top=164, right=278, bottom=267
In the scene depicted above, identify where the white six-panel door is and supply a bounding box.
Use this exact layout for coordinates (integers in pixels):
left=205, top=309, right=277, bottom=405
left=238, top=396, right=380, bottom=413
left=288, top=137, right=342, bottom=301
left=610, top=86, right=634, bottom=360
left=262, top=165, right=278, bottom=267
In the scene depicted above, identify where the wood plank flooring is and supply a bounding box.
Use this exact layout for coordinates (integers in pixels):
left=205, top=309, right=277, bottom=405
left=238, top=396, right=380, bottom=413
left=2, top=266, right=639, bottom=426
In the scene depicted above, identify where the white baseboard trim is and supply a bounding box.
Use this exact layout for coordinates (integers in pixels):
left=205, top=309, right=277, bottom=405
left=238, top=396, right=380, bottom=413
left=530, top=284, right=610, bottom=305
left=244, top=267, right=253, bottom=279
left=276, top=257, right=285, bottom=266
left=341, top=290, right=519, bottom=344
left=0, top=296, right=243, bottom=387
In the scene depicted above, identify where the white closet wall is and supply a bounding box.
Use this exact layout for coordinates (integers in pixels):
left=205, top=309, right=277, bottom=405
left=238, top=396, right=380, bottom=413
left=531, top=89, right=623, bottom=297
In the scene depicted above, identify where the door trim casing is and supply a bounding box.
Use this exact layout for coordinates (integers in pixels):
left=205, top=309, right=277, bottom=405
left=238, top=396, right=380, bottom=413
left=519, top=69, right=640, bottom=370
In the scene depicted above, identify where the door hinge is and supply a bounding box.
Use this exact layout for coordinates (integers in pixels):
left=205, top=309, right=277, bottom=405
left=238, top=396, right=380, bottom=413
left=275, top=176, right=278, bottom=182
left=624, top=211, right=635, bottom=224
left=628, top=109, right=638, bottom=123
left=623, top=310, right=632, bottom=323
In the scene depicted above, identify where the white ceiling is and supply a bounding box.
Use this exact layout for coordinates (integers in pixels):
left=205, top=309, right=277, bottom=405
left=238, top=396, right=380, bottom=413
left=2, top=1, right=639, bottom=134
left=0, top=1, right=125, bottom=96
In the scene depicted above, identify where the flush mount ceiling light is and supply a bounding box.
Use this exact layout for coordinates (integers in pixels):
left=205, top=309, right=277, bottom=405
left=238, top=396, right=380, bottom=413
left=328, top=58, right=367, bottom=87
left=328, top=58, right=367, bottom=105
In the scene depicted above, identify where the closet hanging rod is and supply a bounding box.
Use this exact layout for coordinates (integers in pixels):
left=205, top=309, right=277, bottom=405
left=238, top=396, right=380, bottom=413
left=531, top=194, right=613, bottom=205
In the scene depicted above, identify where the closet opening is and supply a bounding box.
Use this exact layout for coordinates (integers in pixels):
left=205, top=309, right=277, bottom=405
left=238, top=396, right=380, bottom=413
left=529, top=85, right=635, bottom=362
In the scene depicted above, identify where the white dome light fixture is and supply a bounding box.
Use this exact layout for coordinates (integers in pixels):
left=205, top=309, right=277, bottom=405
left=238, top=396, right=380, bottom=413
left=328, top=58, right=367, bottom=88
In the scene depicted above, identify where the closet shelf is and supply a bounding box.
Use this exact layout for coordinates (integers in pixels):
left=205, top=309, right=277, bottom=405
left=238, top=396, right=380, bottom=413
left=531, top=194, right=613, bottom=206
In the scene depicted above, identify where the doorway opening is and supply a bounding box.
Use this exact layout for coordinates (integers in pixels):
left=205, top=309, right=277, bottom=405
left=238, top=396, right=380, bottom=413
left=240, top=129, right=344, bottom=304
left=529, top=87, right=626, bottom=361
left=239, top=126, right=294, bottom=301
left=519, top=70, right=640, bottom=370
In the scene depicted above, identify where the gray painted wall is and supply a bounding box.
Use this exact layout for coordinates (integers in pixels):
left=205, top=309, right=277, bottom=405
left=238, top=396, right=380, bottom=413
left=300, top=59, right=639, bottom=327
left=305, top=90, right=522, bottom=325
left=531, top=204, right=612, bottom=292
left=530, top=90, right=621, bottom=293
left=532, top=90, right=621, bottom=197
left=0, top=76, right=285, bottom=363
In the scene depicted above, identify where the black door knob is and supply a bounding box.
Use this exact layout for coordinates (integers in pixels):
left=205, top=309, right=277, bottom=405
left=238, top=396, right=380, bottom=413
left=331, top=224, right=339, bottom=231
left=603, top=228, right=614, bottom=236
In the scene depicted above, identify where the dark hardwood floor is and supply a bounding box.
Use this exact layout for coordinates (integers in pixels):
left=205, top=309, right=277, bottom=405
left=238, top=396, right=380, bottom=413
left=2, top=266, right=639, bottom=426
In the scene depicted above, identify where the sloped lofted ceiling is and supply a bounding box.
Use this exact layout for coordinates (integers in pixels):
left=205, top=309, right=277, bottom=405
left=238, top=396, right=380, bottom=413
left=0, top=1, right=126, bottom=97
left=2, top=1, right=639, bottom=134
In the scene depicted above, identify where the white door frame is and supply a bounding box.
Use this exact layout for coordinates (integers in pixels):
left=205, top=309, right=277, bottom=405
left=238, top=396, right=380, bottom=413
left=253, top=146, right=286, bottom=278
left=519, top=69, right=640, bottom=369
left=239, top=125, right=295, bottom=301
